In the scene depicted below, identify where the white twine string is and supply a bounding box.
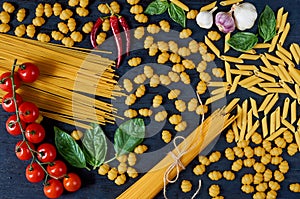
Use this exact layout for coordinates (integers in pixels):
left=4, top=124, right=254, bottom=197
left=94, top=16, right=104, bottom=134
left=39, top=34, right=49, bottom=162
left=163, top=93, right=205, bottom=199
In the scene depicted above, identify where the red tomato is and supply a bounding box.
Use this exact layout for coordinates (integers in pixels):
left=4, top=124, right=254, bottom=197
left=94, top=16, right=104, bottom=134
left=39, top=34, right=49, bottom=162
left=1, top=92, right=23, bottom=112
left=47, top=160, right=67, bottom=179
left=44, top=179, right=64, bottom=199
left=63, top=173, right=81, bottom=192
left=0, top=72, right=21, bottom=92
left=15, top=140, right=35, bottom=161
left=17, top=62, right=40, bottom=83
left=25, top=123, right=46, bottom=144
left=18, top=102, right=39, bottom=123
left=6, top=114, right=26, bottom=136
left=25, top=162, right=45, bottom=183
left=37, top=143, right=57, bottom=163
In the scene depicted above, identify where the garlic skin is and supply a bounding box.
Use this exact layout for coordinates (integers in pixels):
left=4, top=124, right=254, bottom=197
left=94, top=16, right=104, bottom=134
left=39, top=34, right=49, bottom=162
left=196, top=7, right=218, bottom=29
left=232, top=2, right=257, bottom=31
left=215, top=11, right=235, bottom=33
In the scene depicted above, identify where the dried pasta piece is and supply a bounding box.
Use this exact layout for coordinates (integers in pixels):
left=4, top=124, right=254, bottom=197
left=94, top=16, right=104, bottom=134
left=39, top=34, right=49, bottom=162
left=199, top=72, right=211, bottom=82
left=168, top=89, right=181, bottom=100
left=14, top=24, right=26, bottom=37
left=135, top=85, right=146, bottom=98
left=69, top=0, right=80, bottom=7
left=175, top=121, right=187, bottom=132
left=253, top=162, right=266, bottom=173
left=70, top=31, right=83, bottom=42
left=133, top=74, right=147, bottom=84
left=127, top=0, right=140, bottom=5
left=197, top=81, right=207, bottom=94
left=198, top=156, right=210, bottom=166
left=161, top=130, right=172, bottom=143
left=263, top=169, right=273, bottom=182
left=274, top=170, right=285, bottom=182
left=188, top=40, right=199, bottom=53
left=187, top=9, right=198, bottom=19
left=130, top=5, right=143, bottom=14
left=60, top=9, right=73, bottom=20
left=118, top=162, right=127, bottom=174
left=244, top=158, right=256, bottom=167
left=271, top=156, right=283, bottom=165
left=44, top=3, right=53, bottom=18
left=127, top=152, right=137, bottom=166
left=208, top=171, right=222, bottom=181
left=193, top=164, right=206, bottom=175
left=127, top=167, right=138, bottom=178
left=134, top=144, right=148, bottom=154
left=125, top=94, right=137, bottom=106
left=143, top=65, right=153, bottom=78
left=135, top=14, right=148, bottom=23
left=134, top=26, right=144, bottom=39
left=144, top=36, right=154, bottom=49
left=225, top=148, right=235, bottom=160
left=117, top=155, right=127, bottom=163
left=17, top=8, right=26, bottom=22
left=76, top=7, right=89, bottom=17
left=157, top=52, right=170, bottom=64
left=128, top=57, right=142, bottom=67
left=202, top=53, right=216, bottom=62
left=35, top=3, right=44, bottom=17
left=159, top=74, right=171, bottom=85
left=107, top=167, right=118, bottom=180
left=150, top=74, right=160, bottom=87
left=149, top=43, right=158, bottom=56
left=187, top=98, right=198, bottom=111
left=124, top=109, right=138, bottom=118
left=287, top=143, right=298, bottom=156
left=26, top=25, right=35, bottom=38
left=0, top=23, right=10, bottom=33
left=260, top=154, right=271, bottom=165
left=241, top=173, right=254, bottom=185
left=251, top=132, right=262, bottom=145
left=37, top=33, right=50, bottom=43
left=179, top=28, right=192, bottom=39
left=196, top=61, right=207, bottom=73
left=199, top=42, right=208, bottom=55
left=98, top=4, right=110, bottom=14
left=231, top=159, right=243, bottom=172
left=53, top=3, right=62, bottom=16
left=233, top=147, right=244, bottom=158
left=98, top=163, right=110, bottom=175
left=96, top=32, right=106, bottom=45
left=169, top=114, right=182, bottom=125
left=175, top=100, right=186, bottom=112
left=110, top=1, right=120, bottom=14
left=241, top=184, right=254, bottom=194
left=178, top=47, right=191, bottom=57
left=58, top=22, right=69, bottom=34
left=180, top=72, right=190, bottom=84
left=62, top=37, right=75, bottom=47
left=139, top=108, right=152, bottom=117
left=182, top=59, right=195, bottom=69
left=67, top=18, right=76, bottom=32
left=223, top=171, right=235, bottom=181
left=181, top=180, right=192, bottom=193
left=256, top=182, right=268, bottom=192
left=2, top=2, right=15, bottom=13
left=32, top=17, right=45, bottom=27
left=209, top=151, right=221, bottom=163
left=172, top=64, right=185, bottom=73
left=253, top=173, right=263, bottom=185
left=212, top=68, right=225, bottom=78
left=168, top=41, right=179, bottom=53
left=279, top=160, right=289, bottom=174
left=147, top=24, right=160, bottom=34
left=244, top=146, right=254, bottom=158
left=289, top=183, right=300, bottom=192
left=254, top=146, right=265, bottom=157
left=208, top=31, right=221, bottom=41
left=152, top=95, right=163, bottom=108
left=82, top=21, right=93, bottom=34
left=115, top=174, right=126, bottom=185
left=209, top=184, right=220, bottom=197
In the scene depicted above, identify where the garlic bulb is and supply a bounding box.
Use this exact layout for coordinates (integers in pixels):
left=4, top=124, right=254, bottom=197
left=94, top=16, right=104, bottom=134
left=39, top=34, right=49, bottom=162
left=232, top=2, right=257, bottom=31
left=196, top=7, right=218, bottom=29
left=215, top=11, right=235, bottom=33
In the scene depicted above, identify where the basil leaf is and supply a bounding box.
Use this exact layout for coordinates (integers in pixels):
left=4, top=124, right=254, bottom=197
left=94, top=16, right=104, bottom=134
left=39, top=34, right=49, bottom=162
left=258, top=5, right=276, bottom=42
left=54, top=126, right=86, bottom=169
left=82, top=123, right=107, bottom=169
left=114, top=118, right=145, bottom=156
left=82, top=146, right=101, bottom=169
left=168, top=2, right=186, bottom=27
left=227, top=32, right=258, bottom=52
left=144, top=0, right=169, bottom=15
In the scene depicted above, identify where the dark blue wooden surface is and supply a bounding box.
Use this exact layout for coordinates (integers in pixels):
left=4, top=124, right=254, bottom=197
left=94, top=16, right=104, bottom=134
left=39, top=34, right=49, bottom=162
left=0, top=0, right=300, bottom=199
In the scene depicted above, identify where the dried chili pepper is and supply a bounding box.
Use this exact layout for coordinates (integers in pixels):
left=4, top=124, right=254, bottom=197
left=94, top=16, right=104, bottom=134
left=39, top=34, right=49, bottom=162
left=118, top=16, right=130, bottom=56
left=110, top=15, right=122, bottom=68
left=90, top=17, right=104, bottom=48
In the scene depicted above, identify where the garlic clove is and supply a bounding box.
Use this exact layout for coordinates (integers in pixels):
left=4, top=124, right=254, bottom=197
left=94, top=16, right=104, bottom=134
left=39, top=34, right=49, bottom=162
left=215, top=11, right=235, bottom=33
left=232, top=2, right=257, bottom=31
left=196, top=7, right=218, bottom=29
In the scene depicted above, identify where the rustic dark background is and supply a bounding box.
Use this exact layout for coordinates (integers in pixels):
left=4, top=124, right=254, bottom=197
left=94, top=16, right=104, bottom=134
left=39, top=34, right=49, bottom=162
left=0, top=0, right=300, bottom=198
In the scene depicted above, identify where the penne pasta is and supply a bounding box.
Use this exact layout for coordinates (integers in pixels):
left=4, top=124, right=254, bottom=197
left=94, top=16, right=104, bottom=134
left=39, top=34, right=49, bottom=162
left=258, top=93, right=274, bottom=112
left=293, top=43, right=300, bottom=57
left=276, top=50, right=294, bottom=67
left=275, top=107, right=281, bottom=130
left=290, top=100, right=297, bottom=124
left=260, top=54, right=274, bottom=69
left=281, top=118, right=295, bottom=132
left=279, top=80, right=297, bottom=99
left=277, top=64, right=294, bottom=83
left=221, top=55, right=244, bottom=63
left=250, top=98, right=259, bottom=118
left=205, top=36, right=220, bottom=57
left=224, top=98, right=240, bottom=114
left=230, top=69, right=253, bottom=76
left=295, top=84, right=300, bottom=104
left=237, top=105, right=242, bottom=129
left=239, top=77, right=264, bottom=88
left=262, top=88, right=288, bottom=94
left=232, top=121, right=240, bottom=142
left=266, top=128, right=287, bottom=141
left=245, top=120, right=260, bottom=140
left=247, top=109, right=253, bottom=133
left=295, top=130, right=300, bottom=151
left=236, top=64, right=258, bottom=71
left=239, top=121, right=247, bottom=141
left=276, top=7, right=284, bottom=30
left=259, top=66, right=278, bottom=76
left=254, top=71, right=276, bottom=82
left=288, top=66, right=300, bottom=85
left=270, top=111, right=276, bottom=135
left=229, top=75, right=241, bottom=94
left=200, top=1, right=217, bottom=11
left=248, top=86, right=267, bottom=96
left=290, top=44, right=300, bottom=65
left=238, top=75, right=261, bottom=86
left=264, top=93, right=279, bottom=115
left=278, top=12, right=288, bottom=33
left=258, top=82, right=280, bottom=88
left=273, top=65, right=290, bottom=82
left=220, top=0, right=243, bottom=6
left=282, top=97, right=290, bottom=119
left=265, top=53, right=285, bottom=66
left=277, top=44, right=292, bottom=60
left=254, top=43, right=271, bottom=49
left=211, top=86, right=229, bottom=95
left=224, top=33, right=231, bottom=53
left=262, top=115, right=268, bottom=138
left=278, top=22, right=290, bottom=46
left=205, top=92, right=226, bottom=105
left=268, top=34, right=279, bottom=52
left=224, top=61, right=232, bottom=85
left=207, top=82, right=229, bottom=87
left=242, top=99, right=248, bottom=124
left=239, top=54, right=261, bottom=60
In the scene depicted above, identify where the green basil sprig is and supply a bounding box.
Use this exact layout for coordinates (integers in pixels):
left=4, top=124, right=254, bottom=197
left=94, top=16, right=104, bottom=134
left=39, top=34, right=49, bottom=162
left=168, top=2, right=186, bottom=28
left=54, top=126, right=87, bottom=169
left=144, top=0, right=169, bottom=15
left=258, top=5, right=276, bottom=42
left=114, top=118, right=145, bottom=156
left=82, top=123, right=107, bottom=170
left=227, top=32, right=258, bottom=52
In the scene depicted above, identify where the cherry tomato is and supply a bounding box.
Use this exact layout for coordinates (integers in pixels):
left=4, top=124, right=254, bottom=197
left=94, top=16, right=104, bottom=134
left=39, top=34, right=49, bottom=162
left=47, top=160, right=67, bottom=179
left=25, top=162, right=45, bottom=183
left=15, top=140, right=35, bottom=161
left=44, top=179, right=64, bottom=199
left=18, top=101, right=39, bottom=123
left=6, top=114, right=26, bottom=136
left=17, top=62, right=40, bottom=83
left=1, top=92, right=23, bottom=112
left=63, top=173, right=81, bottom=192
left=25, top=123, right=45, bottom=144
left=37, top=143, right=57, bottom=163
left=0, top=72, right=21, bottom=92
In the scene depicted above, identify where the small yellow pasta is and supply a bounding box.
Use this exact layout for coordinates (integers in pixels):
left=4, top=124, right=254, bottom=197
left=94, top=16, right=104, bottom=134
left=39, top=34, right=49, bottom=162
left=156, top=41, right=169, bottom=52
left=70, top=31, right=83, bottom=42
left=243, top=158, right=256, bottom=168
left=44, top=3, right=53, bottom=18
left=269, top=181, right=281, bottom=191
left=175, top=121, right=187, bottom=132
left=152, top=95, right=163, bottom=108
left=180, top=72, right=190, bottom=84
left=124, top=109, right=138, bottom=118
left=135, top=14, right=148, bottom=23
left=127, top=0, right=140, bottom=5
left=179, top=28, right=192, bottom=39
left=149, top=43, right=159, bottom=56
left=142, top=65, right=153, bottom=78
left=260, top=154, right=271, bottom=165
left=159, top=20, right=170, bottom=32
left=60, top=9, right=73, bottom=20
left=263, top=169, right=273, bottom=182
left=289, top=183, right=300, bottom=192
left=69, top=0, right=80, bottom=7
left=3, top=2, right=15, bottom=13
left=283, top=130, right=294, bottom=143
left=175, top=100, right=186, bottom=112
left=253, top=162, right=266, bottom=173
left=26, top=24, right=35, bottom=38
left=0, top=23, right=10, bottom=33
left=168, top=41, right=179, bottom=53
left=193, top=164, right=206, bottom=175
left=169, top=114, right=182, bottom=125
left=58, top=22, right=69, bottom=34
left=196, top=61, right=207, bottom=73
left=98, top=4, right=110, bottom=14
left=225, top=148, right=235, bottom=160
left=117, top=154, right=128, bottom=163
left=209, top=151, right=221, bottom=163
left=181, top=180, right=192, bottom=193
left=96, top=32, right=107, bottom=45
left=144, top=36, right=154, bottom=49
left=130, top=5, right=143, bottom=14
left=274, top=170, right=285, bottom=182
left=266, top=190, right=277, bottom=199
left=177, top=47, right=191, bottom=57
left=208, top=31, right=221, bottom=41
left=82, top=21, right=93, bottom=33
left=212, top=68, right=225, bottom=78
left=14, top=24, right=26, bottom=37
left=274, top=137, right=286, bottom=148
left=138, top=108, right=152, bottom=117
left=198, top=155, right=210, bottom=166
left=76, top=7, right=89, bottom=17
left=172, top=64, right=185, bottom=73
left=188, top=40, right=199, bottom=53
left=161, top=130, right=172, bottom=143
left=35, top=3, right=44, bottom=17
left=209, top=184, right=220, bottom=197
left=231, top=159, right=243, bottom=172
left=168, top=89, right=181, bottom=100
left=115, top=174, right=126, bottom=185
left=150, top=74, right=160, bottom=87
left=199, top=72, right=211, bottom=82
left=256, top=182, right=268, bottom=192
left=1, top=11, right=11, bottom=23
left=157, top=52, right=170, bottom=64
left=279, top=160, right=289, bottom=174
left=128, top=57, right=142, bottom=67
left=98, top=163, right=110, bottom=175
left=127, top=167, right=138, bottom=178
left=182, top=59, right=195, bottom=69
left=71, top=130, right=83, bottom=141
left=254, top=146, right=265, bottom=157
left=208, top=171, right=222, bottom=181
left=186, top=9, right=198, bottom=19
left=253, top=173, right=263, bottom=185
left=107, top=167, right=118, bottom=180
left=287, top=143, right=298, bottom=156
left=241, top=173, right=254, bottom=185
left=223, top=171, right=235, bottom=181
left=62, top=37, right=74, bottom=47
left=127, top=152, right=137, bottom=166
left=241, top=184, right=254, bottom=194
left=226, top=129, right=235, bottom=143
left=271, top=156, right=283, bottom=165
left=169, top=53, right=181, bottom=64
left=37, top=33, right=50, bottom=43
left=155, top=111, right=168, bottom=122
left=67, top=18, right=76, bottom=32
left=53, top=3, right=62, bottom=16
left=110, top=1, right=120, bottom=14
left=251, top=132, right=263, bottom=145
left=199, top=42, right=208, bottom=55
left=233, top=147, right=244, bottom=158
left=187, top=98, right=198, bottom=111
left=202, top=53, right=216, bottom=62
left=135, top=85, right=146, bottom=98
left=118, top=162, right=127, bottom=174
left=133, top=74, right=147, bottom=84
left=134, top=26, right=144, bottom=39
left=16, top=8, right=26, bottom=22
left=125, top=94, right=137, bottom=106
left=197, top=81, right=207, bottom=94
left=79, top=0, right=89, bottom=8
left=134, top=144, right=148, bottom=154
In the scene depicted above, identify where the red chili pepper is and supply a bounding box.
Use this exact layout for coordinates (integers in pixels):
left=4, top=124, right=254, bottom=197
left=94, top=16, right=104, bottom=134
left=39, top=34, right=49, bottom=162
left=90, top=17, right=104, bottom=48
left=110, top=15, right=122, bottom=68
left=118, top=16, right=130, bottom=56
